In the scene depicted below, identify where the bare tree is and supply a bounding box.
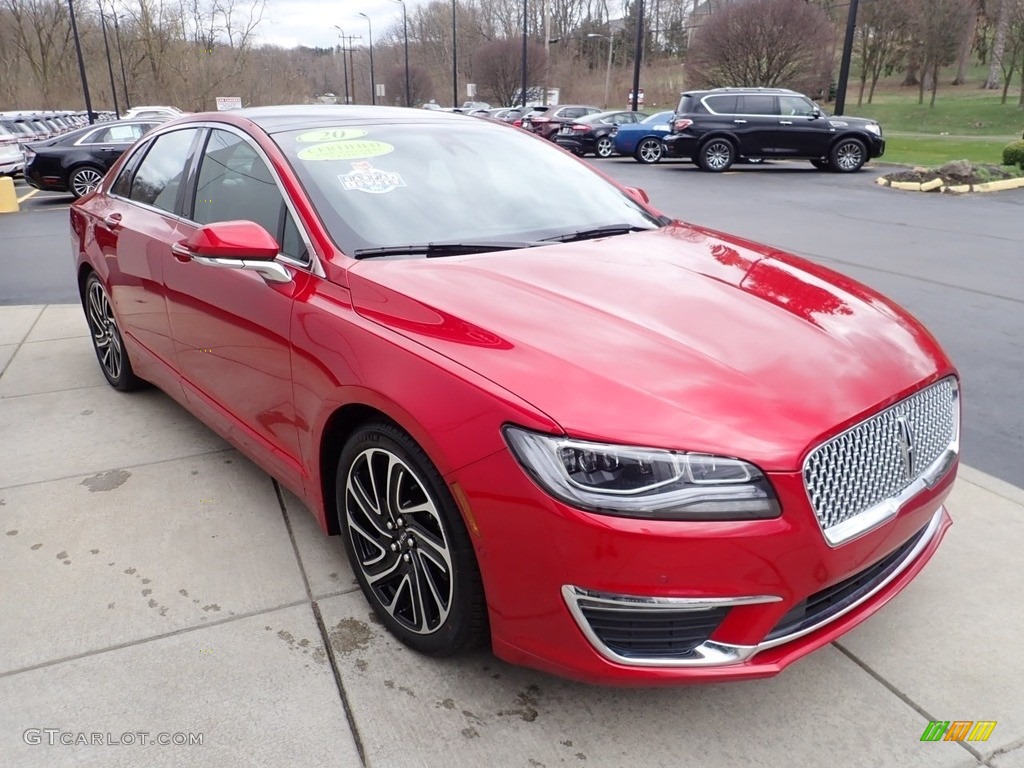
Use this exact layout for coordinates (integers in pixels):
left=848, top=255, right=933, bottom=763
left=685, top=0, right=835, bottom=96
left=471, top=38, right=545, bottom=107
left=952, top=0, right=980, bottom=84
left=985, top=0, right=1012, bottom=87
left=907, top=0, right=973, bottom=105
left=856, top=0, right=910, bottom=105
left=384, top=64, right=434, bottom=106
left=2, top=0, right=74, bottom=106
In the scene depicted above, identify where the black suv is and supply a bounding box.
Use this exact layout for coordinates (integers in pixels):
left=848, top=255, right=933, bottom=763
left=662, top=87, right=884, bottom=172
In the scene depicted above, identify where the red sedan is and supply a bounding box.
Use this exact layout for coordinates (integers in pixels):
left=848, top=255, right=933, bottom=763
left=71, top=106, right=959, bottom=685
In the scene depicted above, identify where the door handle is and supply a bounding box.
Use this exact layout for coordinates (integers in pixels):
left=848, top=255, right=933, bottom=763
left=779, top=120, right=793, bottom=125
left=102, top=213, right=122, bottom=229
left=733, top=119, right=747, bottom=124
left=170, top=242, right=193, bottom=262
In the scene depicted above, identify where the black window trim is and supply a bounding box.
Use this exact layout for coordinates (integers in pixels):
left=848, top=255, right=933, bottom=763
left=109, top=126, right=204, bottom=221
left=178, top=121, right=319, bottom=275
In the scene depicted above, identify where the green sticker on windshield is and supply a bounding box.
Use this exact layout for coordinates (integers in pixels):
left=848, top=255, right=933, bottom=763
left=295, top=128, right=368, bottom=143
left=297, top=140, right=394, bottom=161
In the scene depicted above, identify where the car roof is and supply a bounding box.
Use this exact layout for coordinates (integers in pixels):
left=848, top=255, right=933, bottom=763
left=682, top=87, right=803, bottom=97
left=188, top=105, right=472, bottom=134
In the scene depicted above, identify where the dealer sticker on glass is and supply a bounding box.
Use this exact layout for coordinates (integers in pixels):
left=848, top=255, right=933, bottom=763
left=340, top=162, right=406, bottom=194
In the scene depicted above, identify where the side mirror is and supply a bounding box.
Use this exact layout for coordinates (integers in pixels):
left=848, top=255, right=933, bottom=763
left=625, top=186, right=650, bottom=204
left=173, top=220, right=291, bottom=284
left=811, top=107, right=822, bottom=118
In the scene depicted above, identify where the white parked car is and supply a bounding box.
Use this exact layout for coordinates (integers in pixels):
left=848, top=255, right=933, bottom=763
left=0, top=125, right=24, bottom=175
left=122, top=106, right=184, bottom=121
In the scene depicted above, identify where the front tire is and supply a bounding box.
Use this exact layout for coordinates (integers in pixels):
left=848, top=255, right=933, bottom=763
left=595, top=137, right=615, bottom=158
left=697, top=139, right=735, bottom=172
left=336, top=422, right=487, bottom=657
left=634, top=138, right=663, bottom=164
left=69, top=165, right=104, bottom=199
left=829, top=138, right=867, bottom=173
left=83, top=273, right=145, bottom=391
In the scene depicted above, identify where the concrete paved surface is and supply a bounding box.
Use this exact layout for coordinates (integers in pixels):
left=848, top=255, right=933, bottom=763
left=1, top=303, right=1022, bottom=768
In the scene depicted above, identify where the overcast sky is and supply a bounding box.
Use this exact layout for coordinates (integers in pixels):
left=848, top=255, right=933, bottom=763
left=257, top=0, right=435, bottom=50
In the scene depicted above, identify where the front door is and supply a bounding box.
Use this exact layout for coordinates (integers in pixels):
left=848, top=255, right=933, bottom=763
left=774, top=94, right=832, bottom=157
left=163, top=127, right=312, bottom=488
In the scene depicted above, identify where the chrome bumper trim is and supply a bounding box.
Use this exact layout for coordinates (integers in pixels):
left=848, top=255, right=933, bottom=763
left=563, top=505, right=944, bottom=668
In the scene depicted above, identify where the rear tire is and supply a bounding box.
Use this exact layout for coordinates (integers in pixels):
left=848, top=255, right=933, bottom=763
left=697, top=138, right=735, bottom=172
left=595, top=137, right=615, bottom=158
left=336, top=422, right=487, bottom=657
left=69, top=165, right=104, bottom=199
left=634, top=138, right=663, bottom=164
left=82, top=273, right=145, bottom=391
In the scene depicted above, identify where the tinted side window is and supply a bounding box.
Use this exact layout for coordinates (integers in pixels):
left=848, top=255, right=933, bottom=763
left=778, top=95, right=817, bottom=116
left=128, top=129, right=198, bottom=212
left=561, top=108, right=586, bottom=118
left=192, top=129, right=284, bottom=245
left=741, top=95, right=778, bottom=115
left=703, top=95, right=738, bottom=114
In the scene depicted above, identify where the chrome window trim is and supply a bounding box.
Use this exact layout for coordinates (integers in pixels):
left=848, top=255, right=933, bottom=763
left=804, top=377, right=959, bottom=547
left=562, top=505, right=944, bottom=668
left=108, top=121, right=324, bottom=279
left=699, top=94, right=779, bottom=118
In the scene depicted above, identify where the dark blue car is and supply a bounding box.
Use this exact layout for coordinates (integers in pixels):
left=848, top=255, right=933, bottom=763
left=610, top=111, right=674, bottom=163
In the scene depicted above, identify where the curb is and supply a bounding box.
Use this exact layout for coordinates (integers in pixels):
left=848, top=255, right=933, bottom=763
left=875, top=175, right=1024, bottom=194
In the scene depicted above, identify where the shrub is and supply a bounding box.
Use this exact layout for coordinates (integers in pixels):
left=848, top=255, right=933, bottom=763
left=1002, top=140, right=1024, bottom=168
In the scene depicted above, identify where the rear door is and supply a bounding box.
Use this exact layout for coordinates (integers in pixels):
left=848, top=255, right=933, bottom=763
left=734, top=94, right=779, bottom=156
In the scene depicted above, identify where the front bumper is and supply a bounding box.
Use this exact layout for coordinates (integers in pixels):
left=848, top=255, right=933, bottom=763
left=554, top=136, right=591, bottom=154
left=662, top=133, right=698, bottom=159
left=452, top=448, right=955, bottom=685
left=0, top=158, right=22, bottom=175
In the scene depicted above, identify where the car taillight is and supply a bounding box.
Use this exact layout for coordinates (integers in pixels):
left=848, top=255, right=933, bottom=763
left=513, top=119, right=523, bottom=127
left=571, top=124, right=591, bottom=132
left=672, top=118, right=693, bottom=133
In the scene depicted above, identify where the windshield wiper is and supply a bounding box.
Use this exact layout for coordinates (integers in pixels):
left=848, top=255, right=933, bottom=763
left=353, top=241, right=536, bottom=259
left=539, top=224, right=657, bottom=244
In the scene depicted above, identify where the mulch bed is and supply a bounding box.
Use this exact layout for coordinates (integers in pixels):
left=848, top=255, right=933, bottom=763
left=884, top=162, right=1019, bottom=187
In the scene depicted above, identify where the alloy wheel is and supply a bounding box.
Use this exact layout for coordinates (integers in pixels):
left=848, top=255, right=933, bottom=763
left=71, top=167, right=103, bottom=198
left=345, top=447, right=454, bottom=635
left=636, top=138, right=662, bottom=164
left=596, top=137, right=614, bottom=158
left=702, top=141, right=733, bottom=171
left=833, top=141, right=865, bottom=172
left=86, top=279, right=123, bottom=382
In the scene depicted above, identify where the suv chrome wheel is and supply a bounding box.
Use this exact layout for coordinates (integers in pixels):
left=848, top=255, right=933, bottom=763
left=596, top=137, right=615, bottom=158
left=698, top=139, right=735, bottom=172
left=830, top=139, right=866, bottom=173
left=634, top=138, right=663, bottom=164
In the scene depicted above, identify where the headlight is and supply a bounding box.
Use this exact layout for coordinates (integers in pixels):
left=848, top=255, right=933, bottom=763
left=865, top=123, right=881, bottom=136
left=503, top=426, right=780, bottom=520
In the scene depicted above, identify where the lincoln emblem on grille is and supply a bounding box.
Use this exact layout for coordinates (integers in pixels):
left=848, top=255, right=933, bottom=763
left=895, top=415, right=915, bottom=480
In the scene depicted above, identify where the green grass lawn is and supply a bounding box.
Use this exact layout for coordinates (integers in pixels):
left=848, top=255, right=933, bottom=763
left=879, top=135, right=1016, bottom=166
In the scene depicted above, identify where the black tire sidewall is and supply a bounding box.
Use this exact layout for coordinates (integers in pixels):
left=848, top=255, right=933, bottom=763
left=335, top=423, right=485, bottom=657
left=83, top=274, right=141, bottom=391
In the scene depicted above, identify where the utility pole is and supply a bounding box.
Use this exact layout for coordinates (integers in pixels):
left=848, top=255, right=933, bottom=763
left=452, top=0, right=459, bottom=107
left=542, top=0, right=550, bottom=105
left=630, top=0, right=644, bottom=111
left=333, top=26, right=351, bottom=104
left=111, top=7, right=130, bottom=109
left=98, top=4, right=120, bottom=117
left=833, top=0, right=860, bottom=115
left=67, top=0, right=95, bottom=124
left=520, top=0, right=528, bottom=107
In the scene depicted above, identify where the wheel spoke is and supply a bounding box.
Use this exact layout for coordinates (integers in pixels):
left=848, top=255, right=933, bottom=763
left=349, top=518, right=389, bottom=566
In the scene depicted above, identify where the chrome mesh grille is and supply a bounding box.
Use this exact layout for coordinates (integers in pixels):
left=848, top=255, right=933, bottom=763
left=804, top=378, right=958, bottom=538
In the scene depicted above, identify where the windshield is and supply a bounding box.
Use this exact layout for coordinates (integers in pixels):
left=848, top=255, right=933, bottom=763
left=273, top=121, right=662, bottom=255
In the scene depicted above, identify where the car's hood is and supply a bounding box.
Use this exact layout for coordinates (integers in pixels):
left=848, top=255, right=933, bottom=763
left=348, top=225, right=949, bottom=470
left=824, top=115, right=879, bottom=130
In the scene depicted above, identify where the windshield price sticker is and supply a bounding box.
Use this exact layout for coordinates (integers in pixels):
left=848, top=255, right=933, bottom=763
left=340, top=162, right=406, bottom=194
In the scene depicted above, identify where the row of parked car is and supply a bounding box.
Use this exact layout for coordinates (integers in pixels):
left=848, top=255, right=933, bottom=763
left=1, top=106, right=185, bottom=196
left=474, top=87, right=886, bottom=173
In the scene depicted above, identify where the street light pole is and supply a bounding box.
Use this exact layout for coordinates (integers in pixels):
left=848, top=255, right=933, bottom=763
left=451, top=0, right=458, bottom=107
left=520, top=0, right=528, bottom=108
left=358, top=12, right=375, bottom=105
left=833, top=0, right=860, bottom=116
left=392, top=0, right=411, bottom=107
left=111, top=7, right=130, bottom=109
left=98, top=3, right=120, bottom=117
left=66, top=0, right=95, bottom=124
left=333, top=25, right=350, bottom=104
left=588, top=33, right=613, bottom=109
left=630, top=0, right=644, bottom=111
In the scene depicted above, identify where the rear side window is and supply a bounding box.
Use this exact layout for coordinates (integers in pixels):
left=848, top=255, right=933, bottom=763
left=740, top=95, right=778, bottom=115
left=127, top=128, right=199, bottom=213
left=703, top=95, right=738, bottom=114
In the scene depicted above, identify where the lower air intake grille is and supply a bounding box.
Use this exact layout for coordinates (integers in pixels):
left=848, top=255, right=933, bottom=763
left=577, top=604, right=730, bottom=660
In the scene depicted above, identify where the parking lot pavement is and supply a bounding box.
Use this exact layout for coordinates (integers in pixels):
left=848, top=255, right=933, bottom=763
left=1, top=303, right=1022, bottom=768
